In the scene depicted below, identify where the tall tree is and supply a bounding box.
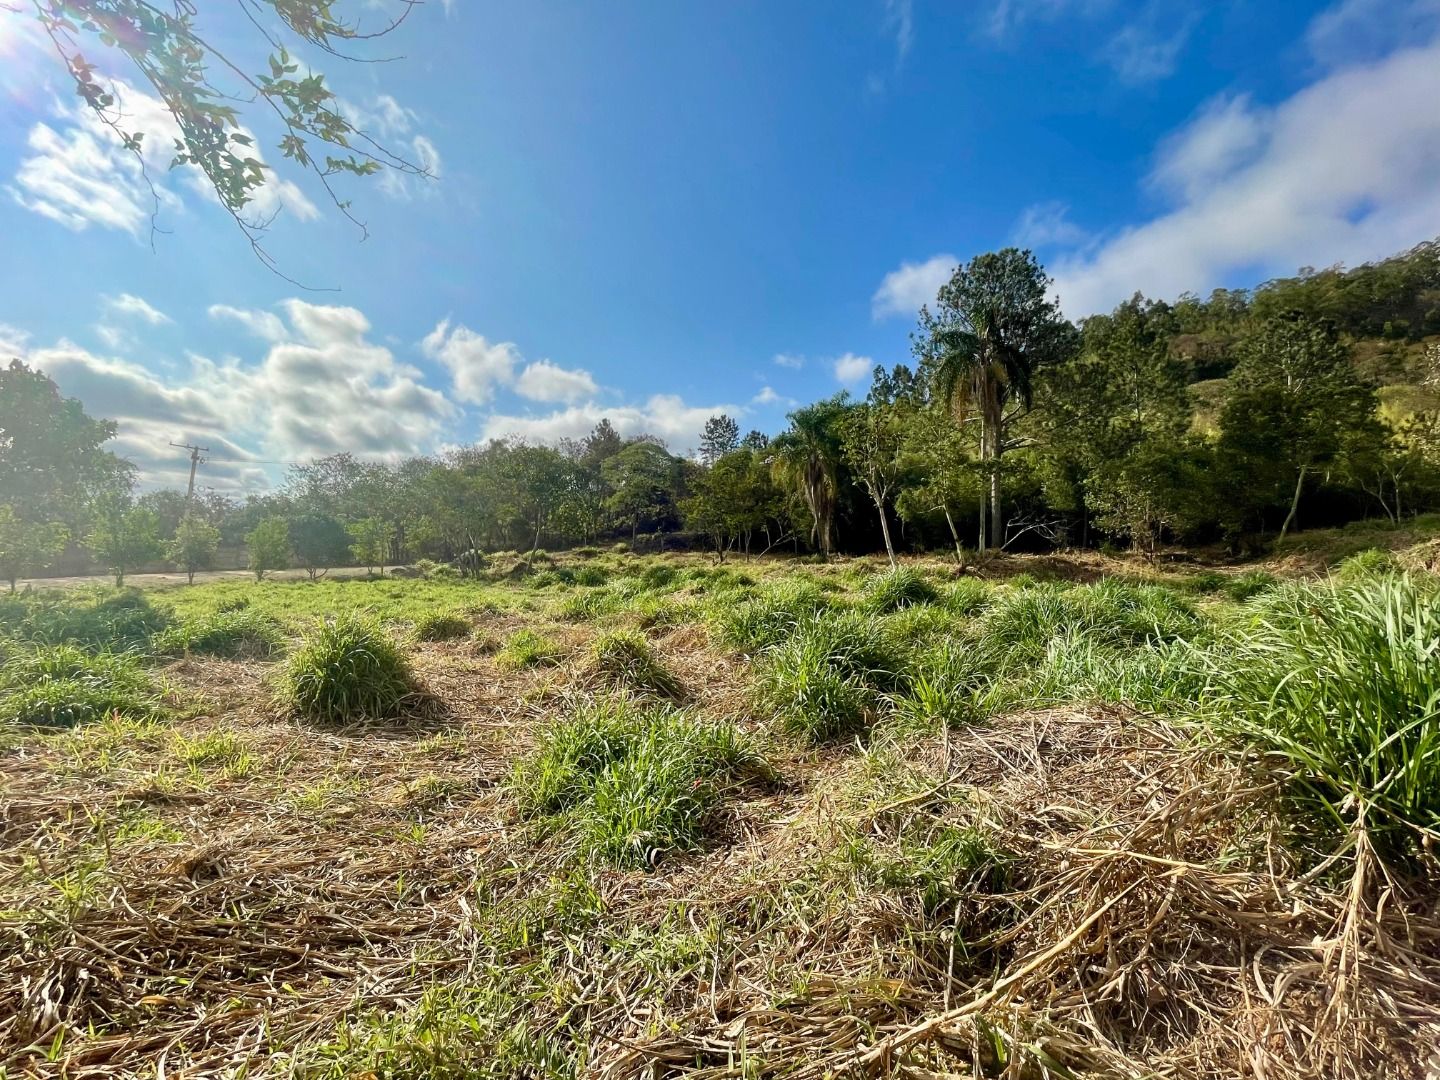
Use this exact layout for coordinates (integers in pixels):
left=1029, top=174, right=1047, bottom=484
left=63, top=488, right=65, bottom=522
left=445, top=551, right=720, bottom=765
left=0, top=360, right=132, bottom=527
left=602, top=441, right=682, bottom=542
left=838, top=367, right=914, bottom=567
left=1219, top=317, right=1377, bottom=541
left=699, top=414, right=741, bottom=465
left=246, top=517, right=290, bottom=580
left=771, top=396, right=848, bottom=560
left=914, top=249, right=1077, bottom=551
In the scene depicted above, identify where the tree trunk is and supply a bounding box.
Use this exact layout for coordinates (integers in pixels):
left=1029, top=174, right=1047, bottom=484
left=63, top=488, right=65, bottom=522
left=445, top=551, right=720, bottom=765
left=187, top=569, right=195, bottom=585
left=942, top=504, right=964, bottom=563
left=987, top=401, right=1003, bottom=552
left=875, top=498, right=896, bottom=567
left=1278, top=463, right=1309, bottom=543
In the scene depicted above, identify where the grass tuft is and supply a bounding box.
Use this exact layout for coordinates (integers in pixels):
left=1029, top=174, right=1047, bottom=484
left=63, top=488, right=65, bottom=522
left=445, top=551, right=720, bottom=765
left=412, top=611, right=472, bottom=642
left=280, top=617, right=415, bottom=723
left=496, top=628, right=564, bottom=669
left=0, top=645, right=166, bottom=728
left=861, top=567, right=939, bottom=612
left=588, top=630, right=684, bottom=698
left=511, top=697, right=767, bottom=866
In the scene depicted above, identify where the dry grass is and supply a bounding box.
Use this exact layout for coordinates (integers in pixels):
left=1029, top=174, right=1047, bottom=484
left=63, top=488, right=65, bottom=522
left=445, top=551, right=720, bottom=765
left=2, top=558, right=1438, bottom=1079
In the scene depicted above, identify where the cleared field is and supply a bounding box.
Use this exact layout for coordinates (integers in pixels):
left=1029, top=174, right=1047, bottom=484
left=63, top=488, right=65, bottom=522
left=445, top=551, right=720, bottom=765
left=2, top=549, right=1438, bottom=1079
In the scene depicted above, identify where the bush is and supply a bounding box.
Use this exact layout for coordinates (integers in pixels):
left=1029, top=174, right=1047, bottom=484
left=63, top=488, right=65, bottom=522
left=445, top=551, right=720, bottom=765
left=497, top=629, right=563, bottom=669
left=413, top=611, right=472, bottom=642
left=510, top=697, right=766, bottom=867
left=754, top=636, right=876, bottom=743
left=861, top=567, right=939, bottom=612
left=588, top=631, right=683, bottom=698
left=1202, top=575, right=1440, bottom=862
left=152, top=609, right=285, bottom=658
left=0, top=645, right=165, bottom=728
left=572, top=565, right=610, bottom=587
left=281, top=617, right=415, bottom=723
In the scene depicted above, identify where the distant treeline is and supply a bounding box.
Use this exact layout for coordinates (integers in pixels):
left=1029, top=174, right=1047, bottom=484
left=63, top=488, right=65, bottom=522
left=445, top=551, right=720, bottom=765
left=3, top=239, right=1439, bottom=583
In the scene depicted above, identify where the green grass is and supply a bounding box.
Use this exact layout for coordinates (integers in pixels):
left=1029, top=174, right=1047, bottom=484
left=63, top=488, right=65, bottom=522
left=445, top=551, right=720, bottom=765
left=0, top=644, right=168, bottom=728
left=152, top=608, right=286, bottom=658
left=1198, top=575, right=1440, bottom=861
left=280, top=617, right=416, bottom=723
left=412, top=611, right=472, bottom=642
left=708, top=579, right=832, bottom=652
left=0, top=587, right=169, bottom=651
left=587, top=630, right=684, bottom=698
left=510, top=697, right=767, bottom=866
left=497, top=628, right=564, bottom=669
left=860, top=566, right=939, bottom=612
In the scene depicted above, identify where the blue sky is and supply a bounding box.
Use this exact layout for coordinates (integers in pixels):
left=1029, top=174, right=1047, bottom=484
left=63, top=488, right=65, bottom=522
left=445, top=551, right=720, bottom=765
left=2, top=0, right=1439, bottom=493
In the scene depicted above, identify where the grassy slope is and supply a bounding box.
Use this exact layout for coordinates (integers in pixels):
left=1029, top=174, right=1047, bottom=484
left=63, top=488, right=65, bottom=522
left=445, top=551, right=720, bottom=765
left=1, top=547, right=1438, bottom=1078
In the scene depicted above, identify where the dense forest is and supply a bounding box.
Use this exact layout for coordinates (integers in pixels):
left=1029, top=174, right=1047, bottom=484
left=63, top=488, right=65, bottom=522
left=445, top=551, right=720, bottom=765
left=4, top=239, right=1440, bottom=583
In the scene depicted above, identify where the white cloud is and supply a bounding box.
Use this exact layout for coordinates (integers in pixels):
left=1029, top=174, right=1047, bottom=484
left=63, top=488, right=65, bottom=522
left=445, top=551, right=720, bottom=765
left=339, top=93, right=442, bottom=198
left=515, top=360, right=599, bottom=403
left=1012, top=201, right=1090, bottom=249
left=885, top=0, right=915, bottom=62
left=1099, top=7, right=1197, bottom=84
left=208, top=304, right=289, bottom=344
left=1049, top=37, right=1440, bottom=317
left=773, top=352, right=805, bottom=369
left=483, top=394, right=743, bottom=453
left=6, top=300, right=460, bottom=490
left=420, top=319, right=520, bottom=404
left=94, top=324, right=133, bottom=351
left=985, top=0, right=1109, bottom=39
left=1306, top=0, right=1440, bottom=68
left=8, top=78, right=318, bottom=235
left=752, top=385, right=795, bottom=407
left=104, top=293, right=170, bottom=325
left=834, top=354, right=873, bottom=383
left=871, top=253, right=956, bottom=320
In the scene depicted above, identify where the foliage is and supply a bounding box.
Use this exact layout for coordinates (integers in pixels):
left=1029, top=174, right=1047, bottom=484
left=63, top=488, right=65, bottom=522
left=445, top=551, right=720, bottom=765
left=861, top=567, right=939, bottom=612
left=0, top=644, right=165, bottom=728
left=348, top=517, right=392, bottom=574
left=281, top=617, right=415, bottom=723
left=247, top=517, right=291, bottom=580
left=166, top=516, right=221, bottom=584
left=85, top=500, right=162, bottom=586
left=0, top=505, right=69, bottom=591
left=290, top=513, right=353, bottom=579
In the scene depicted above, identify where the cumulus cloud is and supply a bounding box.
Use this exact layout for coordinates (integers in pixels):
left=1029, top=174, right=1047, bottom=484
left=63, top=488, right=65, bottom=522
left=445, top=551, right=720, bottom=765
left=207, top=305, right=289, bottom=344
left=483, top=394, right=744, bottom=453
left=515, top=360, right=599, bottom=403
left=8, top=78, right=317, bottom=235
left=834, top=354, right=873, bottom=383
left=871, top=253, right=956, bottom=320
left=421, top=319, right=520, bottom=404
left=1049, top=36, right=1440, bottom=317
left=752, top=385, right=795, bottom=407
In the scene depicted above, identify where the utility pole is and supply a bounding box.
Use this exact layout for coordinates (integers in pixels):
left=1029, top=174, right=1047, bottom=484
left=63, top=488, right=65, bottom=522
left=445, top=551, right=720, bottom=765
left=170, top=441, right=210, bottom=505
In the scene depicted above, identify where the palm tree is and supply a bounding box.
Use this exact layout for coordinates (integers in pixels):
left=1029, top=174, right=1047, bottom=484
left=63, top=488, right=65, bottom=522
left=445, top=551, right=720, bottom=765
left=770, top=396, right=847, bottom=559
left=915, top=249, right=1075, bottom=551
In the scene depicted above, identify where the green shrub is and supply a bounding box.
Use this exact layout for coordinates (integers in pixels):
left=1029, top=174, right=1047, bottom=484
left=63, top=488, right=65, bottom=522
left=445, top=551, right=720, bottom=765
left=572, top=565, right=610, bottom=587
left=497, top=629, right=563, bottom=669
left=413, top=611, right=472, bottom=642
left=511, top=698, right=766, bottom=866
left=861, top=567, right=938, bottom=612
left=588, top=630, right=683, bottom=698
left=1201, top=576, right=1440, bottom=862
left=754, top=635, right=876, bottom=743
left=152, top=609, right=285, bottom=658
left=281, top=617, right=415, bottom=723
